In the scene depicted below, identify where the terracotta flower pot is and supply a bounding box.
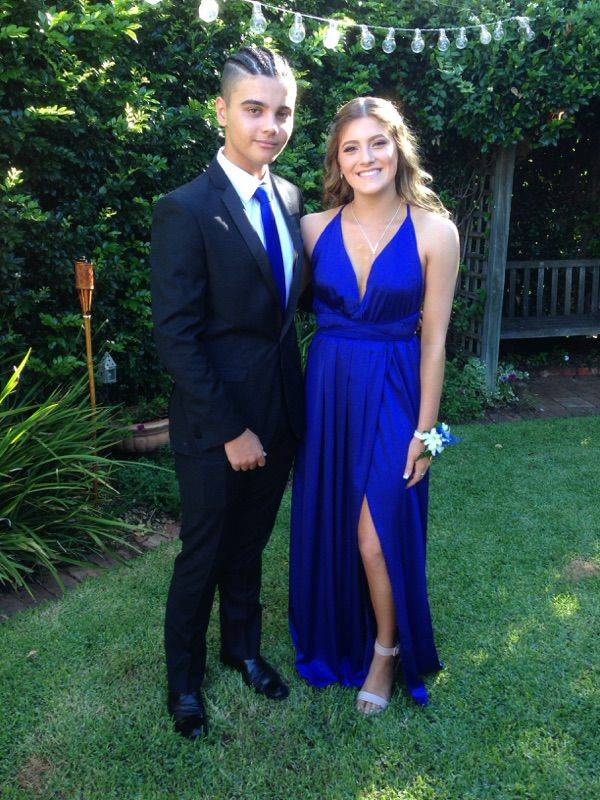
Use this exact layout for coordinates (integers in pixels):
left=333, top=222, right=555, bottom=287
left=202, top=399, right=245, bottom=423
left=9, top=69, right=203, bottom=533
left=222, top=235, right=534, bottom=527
left=117, top=418, right=170, bottom=454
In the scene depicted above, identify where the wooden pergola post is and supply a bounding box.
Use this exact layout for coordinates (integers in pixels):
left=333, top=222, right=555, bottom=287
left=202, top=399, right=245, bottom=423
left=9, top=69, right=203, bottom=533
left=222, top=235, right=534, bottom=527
left=481, top=145, right=517, bottom=391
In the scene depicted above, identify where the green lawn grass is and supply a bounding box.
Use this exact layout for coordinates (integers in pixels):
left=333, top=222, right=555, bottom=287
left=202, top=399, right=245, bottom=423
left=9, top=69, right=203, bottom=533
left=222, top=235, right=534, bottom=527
left=1, top=416, right=599, bottom=800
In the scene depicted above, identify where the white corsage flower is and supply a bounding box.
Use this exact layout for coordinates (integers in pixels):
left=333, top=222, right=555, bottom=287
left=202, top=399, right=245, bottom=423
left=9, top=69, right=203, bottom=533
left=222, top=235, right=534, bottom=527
left=422, top=429, right=444, bottom=456
left=414, top=422, right=461, bottom=460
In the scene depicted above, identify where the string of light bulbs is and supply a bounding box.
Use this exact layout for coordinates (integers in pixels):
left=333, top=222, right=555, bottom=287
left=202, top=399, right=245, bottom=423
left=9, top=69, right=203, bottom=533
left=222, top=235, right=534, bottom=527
left=188, top=0, right=537, bottom=52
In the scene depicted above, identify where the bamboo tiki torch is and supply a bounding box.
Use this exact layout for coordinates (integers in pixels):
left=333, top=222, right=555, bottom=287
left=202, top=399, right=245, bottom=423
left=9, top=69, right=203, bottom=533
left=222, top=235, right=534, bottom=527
left=75, top=259, right=98, bottom=500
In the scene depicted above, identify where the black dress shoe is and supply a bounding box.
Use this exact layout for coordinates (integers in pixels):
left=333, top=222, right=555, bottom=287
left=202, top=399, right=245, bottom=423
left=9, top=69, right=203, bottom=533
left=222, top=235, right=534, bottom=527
left=167, top=690, right=209, bottom=739
left=220, top=653, right=289, bottom=700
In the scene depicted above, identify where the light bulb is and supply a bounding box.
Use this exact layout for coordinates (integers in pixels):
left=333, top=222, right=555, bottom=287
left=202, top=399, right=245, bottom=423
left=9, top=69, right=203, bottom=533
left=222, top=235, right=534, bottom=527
left=323, top=21, right=341, bottom=50
left=360, top=25, right=375, bottom=51
left=411, top=28, right=425, bottom=54
left=437, top=28, right=450, bottom=52
left=493, top=20, right=504, bottom=41
left=456, top=27, right=468, bottom=49
left=198, top=0, right=218, bottom=22
left=480, top=25, right=491, bottom=45
left=289, top=13, right=305, bottom=43
left=382, top=28, right=396, bottom=54
left=516, top=16, right=535, bottom=41
left=249, top=2, right=267, bottom=35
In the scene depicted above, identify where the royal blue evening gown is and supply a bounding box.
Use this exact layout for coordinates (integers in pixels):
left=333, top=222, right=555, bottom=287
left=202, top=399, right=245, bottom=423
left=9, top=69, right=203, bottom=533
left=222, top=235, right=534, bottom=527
left=290, top=204, right=444, bottom=706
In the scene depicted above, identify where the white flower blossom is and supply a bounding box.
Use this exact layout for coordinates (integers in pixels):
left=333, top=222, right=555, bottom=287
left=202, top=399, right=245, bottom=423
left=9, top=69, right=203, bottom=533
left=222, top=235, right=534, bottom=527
left=423, top=429, right=444, bottom=456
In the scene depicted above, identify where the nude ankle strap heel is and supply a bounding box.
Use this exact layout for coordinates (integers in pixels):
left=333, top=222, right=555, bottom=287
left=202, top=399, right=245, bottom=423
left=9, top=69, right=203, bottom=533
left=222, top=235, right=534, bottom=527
left=356, top=640, right=400, bottom=713
left=374, top=640, right=399, bottom=657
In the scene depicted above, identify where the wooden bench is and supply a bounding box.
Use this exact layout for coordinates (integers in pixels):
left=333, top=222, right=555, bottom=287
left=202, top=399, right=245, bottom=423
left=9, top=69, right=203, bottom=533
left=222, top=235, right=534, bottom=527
left=501, top=259, right=600, bottom=339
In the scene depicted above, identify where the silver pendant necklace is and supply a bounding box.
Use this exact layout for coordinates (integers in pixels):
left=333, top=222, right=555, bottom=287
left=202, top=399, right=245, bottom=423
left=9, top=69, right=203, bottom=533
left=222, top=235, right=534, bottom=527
left=350, top=202, right=403, bottom=257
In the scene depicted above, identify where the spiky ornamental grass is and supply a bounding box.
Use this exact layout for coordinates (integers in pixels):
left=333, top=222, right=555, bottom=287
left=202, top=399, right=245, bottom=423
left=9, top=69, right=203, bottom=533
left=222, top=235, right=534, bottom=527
left=0, top=351, right=138, bottom=592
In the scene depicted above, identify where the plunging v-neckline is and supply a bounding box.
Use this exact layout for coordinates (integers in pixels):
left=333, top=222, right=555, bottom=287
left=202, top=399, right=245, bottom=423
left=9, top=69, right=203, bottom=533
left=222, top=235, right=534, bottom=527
left=339, top=205, right=410, bottom=305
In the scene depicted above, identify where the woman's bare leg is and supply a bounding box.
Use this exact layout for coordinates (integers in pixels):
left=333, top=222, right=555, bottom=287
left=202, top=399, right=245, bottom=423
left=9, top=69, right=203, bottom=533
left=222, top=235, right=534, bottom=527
left=357, top=496, right=397, bottom=714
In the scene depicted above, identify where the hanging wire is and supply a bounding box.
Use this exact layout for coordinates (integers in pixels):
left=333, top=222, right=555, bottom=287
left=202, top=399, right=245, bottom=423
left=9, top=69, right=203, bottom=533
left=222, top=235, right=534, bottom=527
left=230, top=0, right=538, bottom=34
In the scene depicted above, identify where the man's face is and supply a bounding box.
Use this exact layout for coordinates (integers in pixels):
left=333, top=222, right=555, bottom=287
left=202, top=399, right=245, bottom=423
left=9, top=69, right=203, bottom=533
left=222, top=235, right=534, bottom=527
left=216, top=74, right=296, bottom=177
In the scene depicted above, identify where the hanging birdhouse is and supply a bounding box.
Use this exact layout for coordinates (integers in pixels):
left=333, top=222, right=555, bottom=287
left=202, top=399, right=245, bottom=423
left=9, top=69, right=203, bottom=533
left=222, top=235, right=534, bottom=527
left=98, top=352, right=117, bottom=384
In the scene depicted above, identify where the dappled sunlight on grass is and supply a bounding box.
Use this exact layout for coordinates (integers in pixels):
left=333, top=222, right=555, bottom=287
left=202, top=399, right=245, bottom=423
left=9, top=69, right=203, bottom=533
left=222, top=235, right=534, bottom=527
left=468, top=648, right=491, bottom=666
left=503, top=616, right=542, bottom=653
left=357, top=774, right=442, bottom=800
left=551, top=592, right=581, bottom=617
left=0, top=416, right=598, bottom=799
left=568, top=669, right=598, bottom=703
left=514, top=726, right=581, bottom=791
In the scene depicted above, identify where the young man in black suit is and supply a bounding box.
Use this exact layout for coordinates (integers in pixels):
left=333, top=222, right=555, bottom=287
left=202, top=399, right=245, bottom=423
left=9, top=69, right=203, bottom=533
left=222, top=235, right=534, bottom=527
left=151, top=47, right=305, bottom=740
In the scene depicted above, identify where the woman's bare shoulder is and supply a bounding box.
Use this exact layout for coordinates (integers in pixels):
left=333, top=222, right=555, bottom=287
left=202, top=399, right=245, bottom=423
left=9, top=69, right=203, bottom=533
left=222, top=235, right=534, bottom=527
left=411, top=206, right=458, bottom=242
left=301, top=207, right=343, bottom=257
left=301, top=207, right=343, bottom=236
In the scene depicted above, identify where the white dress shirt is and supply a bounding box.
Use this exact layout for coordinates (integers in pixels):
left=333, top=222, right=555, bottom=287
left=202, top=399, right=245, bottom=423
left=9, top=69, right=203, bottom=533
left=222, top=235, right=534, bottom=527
left=217, top=147, right=294, bottom=303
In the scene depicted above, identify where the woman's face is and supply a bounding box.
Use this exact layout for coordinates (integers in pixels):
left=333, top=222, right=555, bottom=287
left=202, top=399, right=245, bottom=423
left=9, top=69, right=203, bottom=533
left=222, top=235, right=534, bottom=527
left=337, top=115, right=398, bottom=198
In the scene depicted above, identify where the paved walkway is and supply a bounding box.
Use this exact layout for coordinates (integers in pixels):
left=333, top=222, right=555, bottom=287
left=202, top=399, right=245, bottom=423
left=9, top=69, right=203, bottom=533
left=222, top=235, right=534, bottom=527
left=485, top=373, right=600, bottom=423
left=2, top=374, right=599, bottom=620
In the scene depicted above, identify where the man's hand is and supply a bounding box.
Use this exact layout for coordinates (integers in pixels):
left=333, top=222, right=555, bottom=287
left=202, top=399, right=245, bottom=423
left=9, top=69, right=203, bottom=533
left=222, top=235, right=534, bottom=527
left=224, top=429, right=266, bottom=471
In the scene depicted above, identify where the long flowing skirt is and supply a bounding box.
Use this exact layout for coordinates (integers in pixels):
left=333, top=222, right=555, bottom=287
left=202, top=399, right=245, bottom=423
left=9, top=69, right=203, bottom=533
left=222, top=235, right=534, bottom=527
left=290, top=331, right=444, bottom=705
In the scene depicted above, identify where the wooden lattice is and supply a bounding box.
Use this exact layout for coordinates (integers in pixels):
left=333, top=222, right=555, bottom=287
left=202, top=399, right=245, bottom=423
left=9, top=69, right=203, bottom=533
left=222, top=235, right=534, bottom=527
left=447, top=157, right=495, bottom=358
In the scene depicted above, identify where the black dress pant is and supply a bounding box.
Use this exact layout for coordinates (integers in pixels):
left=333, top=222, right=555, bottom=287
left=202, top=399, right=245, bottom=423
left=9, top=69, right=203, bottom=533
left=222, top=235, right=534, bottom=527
left=164, top=414, right=296, bottom=693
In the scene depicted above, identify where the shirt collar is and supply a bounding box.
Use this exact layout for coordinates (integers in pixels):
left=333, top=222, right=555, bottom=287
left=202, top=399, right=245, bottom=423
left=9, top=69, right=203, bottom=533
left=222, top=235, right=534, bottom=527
left=217, top=147, right=274, bottom=204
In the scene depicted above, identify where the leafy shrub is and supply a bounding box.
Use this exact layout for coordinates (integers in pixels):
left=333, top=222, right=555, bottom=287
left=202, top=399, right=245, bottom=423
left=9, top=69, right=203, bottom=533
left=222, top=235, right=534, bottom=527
left=440, top=356, right=493, bottom=422
left=450, top=279, right=486, bottom=333
left=496, top=362, right=530, bottom=403
left=111, top=448, right=179, bottom=520
left=440, top=355, right=531, bottom=422
left=1, top=0, right=598, bottom=406
left=114, top=394, right=170, bottom=426
left=0, top=351, right=137, bottom=591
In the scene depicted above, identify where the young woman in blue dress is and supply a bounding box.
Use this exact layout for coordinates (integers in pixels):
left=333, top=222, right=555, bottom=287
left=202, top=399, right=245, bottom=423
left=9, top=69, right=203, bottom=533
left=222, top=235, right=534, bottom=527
left=290, top=97, right=460, bottom=714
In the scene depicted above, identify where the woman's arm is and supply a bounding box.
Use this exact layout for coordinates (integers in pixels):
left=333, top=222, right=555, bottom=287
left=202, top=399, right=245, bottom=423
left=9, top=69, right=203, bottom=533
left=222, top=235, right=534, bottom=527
left=418, top=215, right=460, bottom=430
left=404, top=212, right=459, bottom=487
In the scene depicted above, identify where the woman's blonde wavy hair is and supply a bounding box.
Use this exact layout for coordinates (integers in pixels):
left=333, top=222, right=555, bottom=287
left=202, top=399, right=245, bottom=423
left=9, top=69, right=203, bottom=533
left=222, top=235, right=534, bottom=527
left=323, top=97, right=449, bottom=218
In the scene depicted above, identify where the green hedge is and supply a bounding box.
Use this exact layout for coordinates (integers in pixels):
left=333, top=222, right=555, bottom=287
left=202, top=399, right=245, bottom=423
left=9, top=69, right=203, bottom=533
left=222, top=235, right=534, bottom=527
left=1, top=0, right=598, bottom=404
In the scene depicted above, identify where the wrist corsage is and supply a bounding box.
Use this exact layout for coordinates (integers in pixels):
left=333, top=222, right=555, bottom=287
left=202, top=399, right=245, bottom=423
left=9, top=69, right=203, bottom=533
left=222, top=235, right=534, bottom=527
left=413, top=422, right=461, bottom=460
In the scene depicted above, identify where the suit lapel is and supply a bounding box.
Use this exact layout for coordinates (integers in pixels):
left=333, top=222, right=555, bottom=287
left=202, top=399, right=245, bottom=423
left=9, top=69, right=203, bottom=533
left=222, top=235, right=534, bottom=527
left=208, top=157, right=303, bottom=334
left=272, top=176, right=303, bottom=270
left=272, top=177, right=303, bottom=338
left=220, top=184, right=282, bottom=316
left=209, top=158, right=282, bottom=320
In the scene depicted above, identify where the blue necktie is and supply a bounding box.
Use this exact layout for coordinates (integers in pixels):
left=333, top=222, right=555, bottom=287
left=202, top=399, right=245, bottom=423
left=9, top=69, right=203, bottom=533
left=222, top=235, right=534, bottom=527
left=253, top=185, right=286, bottom=314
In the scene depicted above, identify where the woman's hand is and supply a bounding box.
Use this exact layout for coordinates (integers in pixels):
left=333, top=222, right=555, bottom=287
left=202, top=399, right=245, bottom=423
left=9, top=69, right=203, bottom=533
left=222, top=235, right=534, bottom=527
left=403, top=436, right=432, bottom=488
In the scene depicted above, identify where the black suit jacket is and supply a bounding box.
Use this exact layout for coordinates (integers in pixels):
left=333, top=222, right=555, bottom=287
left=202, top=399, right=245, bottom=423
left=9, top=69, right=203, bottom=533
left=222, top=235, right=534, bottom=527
left=151, top=157, right=305, bottom=455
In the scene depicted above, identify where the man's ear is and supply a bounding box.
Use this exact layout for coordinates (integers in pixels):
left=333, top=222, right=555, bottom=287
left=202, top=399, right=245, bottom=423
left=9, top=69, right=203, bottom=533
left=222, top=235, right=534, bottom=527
left=215, top=96, right=227, bottom=127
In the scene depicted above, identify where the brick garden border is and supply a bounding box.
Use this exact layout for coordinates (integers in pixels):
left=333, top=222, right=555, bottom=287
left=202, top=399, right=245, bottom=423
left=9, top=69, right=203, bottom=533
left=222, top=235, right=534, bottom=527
left=0, top=522, right=180, bottom=622
left=535, top=366, right=600, bottom=378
